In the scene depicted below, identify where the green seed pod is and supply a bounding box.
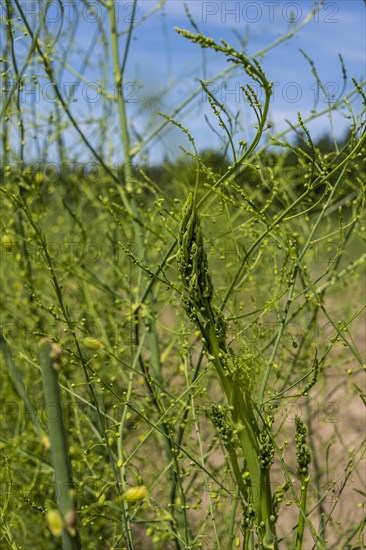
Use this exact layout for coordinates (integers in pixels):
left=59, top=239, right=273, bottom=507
left=1, top=234, right=14, bottom=250
left=123, top=485, right=148, bottom=502
left=46, top=509, right=63, bottom=537
left=82, top=337, right=102, bottom=351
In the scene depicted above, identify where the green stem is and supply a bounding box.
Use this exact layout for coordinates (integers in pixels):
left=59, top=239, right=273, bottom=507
left=228, top=486, right=240, bottom=550
left=177, top=194, right=278, bottom=548
left=39, top=340, right=81, bottom=550
left=227, top=446, right=248, bottom=503
left=108, top=0, right=141, bottom=226
left=206, top=322, right=277, bottom=548
left=295, top=482, right=308, bottom=550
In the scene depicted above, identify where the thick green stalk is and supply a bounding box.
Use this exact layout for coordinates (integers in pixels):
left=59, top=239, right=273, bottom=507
left=177, top=194, right=277, bottom=549
left=39, top=340, right=80, bottom=550
left=295, top=484, right=309, bottom=550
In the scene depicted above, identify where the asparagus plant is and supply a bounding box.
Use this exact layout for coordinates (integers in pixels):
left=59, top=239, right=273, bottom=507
left=177, top=193, right=277, bottom=549
left=39, top=339, right=81, bottom=550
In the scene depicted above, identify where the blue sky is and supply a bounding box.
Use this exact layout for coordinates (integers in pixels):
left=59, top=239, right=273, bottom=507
left=4, top=0, right=365, bottom=164
left=117, top=0, right=365, bottom=161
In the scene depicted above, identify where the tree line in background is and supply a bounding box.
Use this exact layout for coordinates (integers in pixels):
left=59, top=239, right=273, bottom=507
left=3, top=128, right=364, bottom=210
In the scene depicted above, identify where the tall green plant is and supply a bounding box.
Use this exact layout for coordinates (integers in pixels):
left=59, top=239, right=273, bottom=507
left=177, top=193, right=277, bottom=548
left=39, top=340, right=80, bottom=550
left=1, top=2, right=365, bottom=549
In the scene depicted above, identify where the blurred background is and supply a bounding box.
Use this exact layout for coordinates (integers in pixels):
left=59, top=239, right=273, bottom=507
left=1, top=0, right=365, bottom=164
